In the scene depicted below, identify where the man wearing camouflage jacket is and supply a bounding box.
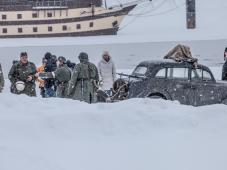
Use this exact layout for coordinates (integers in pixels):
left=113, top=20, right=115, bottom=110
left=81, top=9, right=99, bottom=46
left=54, top=56, right=71, bottom=98
left=67, top=52, right=99, bottom=103
left=8, top=52, right=37, bottom=97
left=0, top=63, right=4, bottom=92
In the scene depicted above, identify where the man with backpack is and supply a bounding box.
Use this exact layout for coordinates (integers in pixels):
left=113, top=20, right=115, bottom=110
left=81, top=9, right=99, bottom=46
left=54, top=56, right=72, bottom=98
left=8, top=52, right=37, bottom=97
left=67, top=52, right=99, bottom=103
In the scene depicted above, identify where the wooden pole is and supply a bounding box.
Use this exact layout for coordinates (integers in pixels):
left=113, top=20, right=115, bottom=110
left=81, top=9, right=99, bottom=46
left=186, top=0, right=196, bottom=29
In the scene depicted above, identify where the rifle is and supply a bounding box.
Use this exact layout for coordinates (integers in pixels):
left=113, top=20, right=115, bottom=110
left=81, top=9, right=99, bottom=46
left=117, top=73, right=146, bottom=82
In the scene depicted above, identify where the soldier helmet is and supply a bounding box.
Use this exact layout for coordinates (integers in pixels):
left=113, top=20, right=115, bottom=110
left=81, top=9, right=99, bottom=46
left=58, top=56, right=66, bottom=63
left=78, top=52, right=88, bottom=61
left=15, top=81, right=25, bottom=92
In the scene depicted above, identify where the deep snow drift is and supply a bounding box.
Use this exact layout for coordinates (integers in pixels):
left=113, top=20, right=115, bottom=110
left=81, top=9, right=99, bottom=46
left=1, top=93, right=227, bottom=170
left=0, top=67, right=227, bottom=170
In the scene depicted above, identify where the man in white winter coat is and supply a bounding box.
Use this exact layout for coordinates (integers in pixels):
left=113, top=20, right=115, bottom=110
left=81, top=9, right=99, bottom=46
left=98, top=51, right=116, bottom=94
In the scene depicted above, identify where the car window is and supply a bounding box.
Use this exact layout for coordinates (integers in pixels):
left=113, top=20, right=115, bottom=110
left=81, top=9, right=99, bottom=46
left=203, top=70, right=212, bottom=81
left=155, top=68, right=166, bottom=78
left=191, top=69, right=212, bottom=81
left=191, top=69, right=202, bottom=80
left=167, top=67, right=189, bottom=79
left=132, top=66, right=147, bottom=76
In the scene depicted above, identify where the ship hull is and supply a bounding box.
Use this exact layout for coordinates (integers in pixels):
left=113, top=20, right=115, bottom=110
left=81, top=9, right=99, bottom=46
left=0, top=5, right=136, bottom=38
left=0, top=27, right=118, bottom=38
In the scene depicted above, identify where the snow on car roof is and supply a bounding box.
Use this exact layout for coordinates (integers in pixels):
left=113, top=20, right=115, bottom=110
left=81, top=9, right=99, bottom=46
left=137, top=60, right=211, bottom=72
left=138, top=59, right=185, bottom=66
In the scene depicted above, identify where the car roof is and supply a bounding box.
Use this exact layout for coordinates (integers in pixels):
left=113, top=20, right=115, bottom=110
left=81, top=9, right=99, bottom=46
left=137, top=59, right=210, bottom=71
left=138, top=59, right=176, bottom=66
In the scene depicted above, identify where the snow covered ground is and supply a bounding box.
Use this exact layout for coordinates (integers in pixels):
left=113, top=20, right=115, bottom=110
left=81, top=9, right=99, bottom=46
left=0, top=67, right=227, bottom=170
left=1, top=93, right=227, bottom=170
left=1, top=0, right=227, bottom=169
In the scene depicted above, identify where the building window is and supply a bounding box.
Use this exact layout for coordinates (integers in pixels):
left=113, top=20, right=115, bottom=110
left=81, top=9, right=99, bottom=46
left=48, top=26, right=53, bottom=32
left=89, top=22, right=94, bottom=27
left=47, top=13, right=52, bottom=18
left=112, top=21, right=118, bottom=27
left=76, top=24, right=81, bottom=29
left=32, top=13, right=38, bottom=18
left=2, top=28, right=7, bottom=33
left=33, top=27, right=38, bottom=32
left=62, top=25, right=67, bottom=31
left=2, top=14, right=6, bottom=20
left=18, top=28, right=23, bottom=33
left=17, top=14, right=22, bottom=19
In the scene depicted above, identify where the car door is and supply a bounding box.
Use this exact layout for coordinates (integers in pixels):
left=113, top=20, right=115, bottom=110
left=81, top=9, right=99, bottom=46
left=190, top=68, right=220, bottom=106
left=165, top=67, right=196, bottom=105
left=128, top=66, right=149, bottom=98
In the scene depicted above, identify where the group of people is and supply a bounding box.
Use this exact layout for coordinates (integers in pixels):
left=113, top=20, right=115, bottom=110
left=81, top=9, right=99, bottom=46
left=1, top=45, right=227, bottom=103
left=0, top=51, right=117, bottom=103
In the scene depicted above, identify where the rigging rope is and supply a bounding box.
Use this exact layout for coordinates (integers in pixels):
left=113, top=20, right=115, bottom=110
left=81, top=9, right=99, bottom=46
left=119, top=1, right=186, bottom=31
left=133, top=2, right=185, bottom=17
left=128, top=3, right=185, bottom=17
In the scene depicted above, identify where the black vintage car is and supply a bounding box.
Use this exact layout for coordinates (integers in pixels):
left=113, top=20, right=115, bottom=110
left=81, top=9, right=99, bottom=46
left=119, top=60, right=227, bottom=106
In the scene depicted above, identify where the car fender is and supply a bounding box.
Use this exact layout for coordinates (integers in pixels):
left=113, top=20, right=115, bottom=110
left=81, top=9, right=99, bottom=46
left=146, top=89, right=172, bottom=100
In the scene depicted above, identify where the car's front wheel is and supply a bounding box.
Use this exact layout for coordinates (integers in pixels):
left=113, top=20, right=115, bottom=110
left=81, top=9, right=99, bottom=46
left=148, top=93, right=167, bottom=100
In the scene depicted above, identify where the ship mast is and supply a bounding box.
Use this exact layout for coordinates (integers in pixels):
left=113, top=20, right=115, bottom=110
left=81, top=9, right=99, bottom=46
left=104, top=0, right=107, bottom=9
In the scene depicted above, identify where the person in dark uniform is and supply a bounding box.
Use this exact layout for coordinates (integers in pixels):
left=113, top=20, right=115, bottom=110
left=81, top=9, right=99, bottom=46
left=8, top=52, right=37, bottom=96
